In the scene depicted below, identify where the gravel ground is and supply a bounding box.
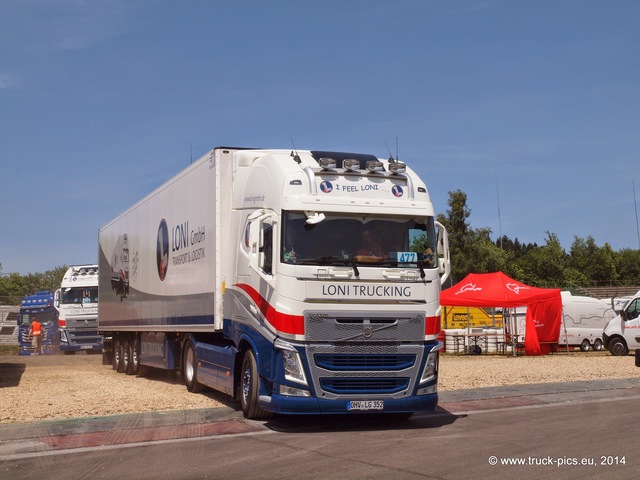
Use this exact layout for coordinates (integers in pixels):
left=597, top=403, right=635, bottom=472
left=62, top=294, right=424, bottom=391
left=1, top=352, right=639, bottom=424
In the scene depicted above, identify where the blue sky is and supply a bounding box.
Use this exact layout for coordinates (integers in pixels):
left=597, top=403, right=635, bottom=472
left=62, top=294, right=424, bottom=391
left=1, top=0, right=639, bottom=275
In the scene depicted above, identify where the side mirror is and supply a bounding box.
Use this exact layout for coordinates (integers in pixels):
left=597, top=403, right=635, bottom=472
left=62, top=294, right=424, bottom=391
left=435, top=221, right=450, bottom=285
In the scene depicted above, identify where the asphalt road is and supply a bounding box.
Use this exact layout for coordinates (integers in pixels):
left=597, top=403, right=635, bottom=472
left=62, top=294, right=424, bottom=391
left=1, top=378, right=639, bottom=480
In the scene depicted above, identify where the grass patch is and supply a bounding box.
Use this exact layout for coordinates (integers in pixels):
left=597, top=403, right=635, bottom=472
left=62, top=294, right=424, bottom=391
left=0, top=345, right=19, bottom=356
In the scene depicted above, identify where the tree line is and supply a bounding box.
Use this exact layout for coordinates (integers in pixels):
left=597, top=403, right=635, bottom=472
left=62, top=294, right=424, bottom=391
left=437, top=190, right=640, bottom=289
left=0, top=264, right=67, bottom=305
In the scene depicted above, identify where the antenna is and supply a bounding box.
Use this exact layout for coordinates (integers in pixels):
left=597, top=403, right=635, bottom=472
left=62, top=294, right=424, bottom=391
left=290, top=138, right=301, bottom=164
left=634, top=179, right=640, bottom=249
left=496, top=173, right=503, bottom=248
left=385, top=142, right=395, bottom=162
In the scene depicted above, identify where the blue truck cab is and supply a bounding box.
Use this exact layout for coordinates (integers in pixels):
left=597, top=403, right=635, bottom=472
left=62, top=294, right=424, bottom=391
left=18, top=291, right=60, bottom=355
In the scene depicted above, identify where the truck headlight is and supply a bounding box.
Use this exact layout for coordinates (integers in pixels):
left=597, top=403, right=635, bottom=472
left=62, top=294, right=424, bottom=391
left=420, top=344, right=442, bottom=384
left=275, top=338, right=308, bottom=386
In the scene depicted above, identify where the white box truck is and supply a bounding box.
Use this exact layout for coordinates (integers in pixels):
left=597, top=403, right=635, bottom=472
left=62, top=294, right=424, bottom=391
left=603, top=290, right=640, bottom=356
left=98, top=147, right=450, bottom=419
left=55, top=265, right=103, bottom=354
left=559, top=291, right=617, bottom=351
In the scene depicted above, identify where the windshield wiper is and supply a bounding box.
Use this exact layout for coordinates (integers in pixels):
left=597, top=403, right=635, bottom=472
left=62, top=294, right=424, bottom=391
left=296, top=257, right=361, bottom=277
left=295, top=256, right=430, bottom=279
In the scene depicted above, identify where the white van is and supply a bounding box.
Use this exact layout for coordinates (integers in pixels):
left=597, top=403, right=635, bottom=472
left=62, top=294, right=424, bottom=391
left=603, top=290, right=640, bottom=356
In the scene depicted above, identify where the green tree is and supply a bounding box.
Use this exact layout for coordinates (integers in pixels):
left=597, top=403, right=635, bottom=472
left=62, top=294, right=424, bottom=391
left=616, top=249, right=640, bottom=285
left=0, top=265, right=67, bottom=305
left=437, top=191, right=517, bottom=284
left=437, top=190, right=474, bottom=283
left=436, top=189, right=472, bottom=255
left=454, top=227, right=513, bottom=280
left=569, top=236, right=618, bottom=286
left=515, top=232, right=568, bottom=287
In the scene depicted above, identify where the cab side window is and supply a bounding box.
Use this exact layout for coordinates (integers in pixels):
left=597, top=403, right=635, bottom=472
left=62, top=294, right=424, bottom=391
left=261, top=222, right=273, bottom=275
left=626, top=299, right=640, bottom=321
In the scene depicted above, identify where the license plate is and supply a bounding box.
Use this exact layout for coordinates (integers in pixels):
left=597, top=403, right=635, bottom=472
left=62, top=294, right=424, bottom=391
left=80, top=345, right=92, bottom=350
left=347, top=400, right=384, bottom=411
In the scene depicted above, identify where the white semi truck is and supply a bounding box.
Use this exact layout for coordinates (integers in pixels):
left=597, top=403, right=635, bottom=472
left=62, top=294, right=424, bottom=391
left=603, top=290, right=640, bottom=356
left=98, top=147, right=450, bottom=419
left=55, top=265, right=103, bottom=354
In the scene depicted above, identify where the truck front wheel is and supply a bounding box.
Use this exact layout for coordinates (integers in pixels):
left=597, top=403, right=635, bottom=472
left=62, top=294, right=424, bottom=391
left=183, top=340, right=203, bottom=393
left=608, top=337, right=629, bottom=356
left=240, top=350, right=273, bottom=420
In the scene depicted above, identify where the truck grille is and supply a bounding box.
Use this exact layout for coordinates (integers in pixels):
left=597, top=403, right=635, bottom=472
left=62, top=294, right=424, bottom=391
left=304, top=311, right=427, bottom=399
left=314, top=354, right=415, bottom=371
left=320, top=377, right=410, bottom=394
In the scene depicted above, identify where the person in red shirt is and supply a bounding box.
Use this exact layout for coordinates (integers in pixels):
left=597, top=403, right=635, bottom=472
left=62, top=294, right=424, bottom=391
left=29, top=318, right=43, bottom=355
left=357, top=229, right=383, bottom=256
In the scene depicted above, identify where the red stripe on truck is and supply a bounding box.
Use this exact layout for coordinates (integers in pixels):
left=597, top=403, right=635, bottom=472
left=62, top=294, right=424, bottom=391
left=235, top=284, right=305, bottom=335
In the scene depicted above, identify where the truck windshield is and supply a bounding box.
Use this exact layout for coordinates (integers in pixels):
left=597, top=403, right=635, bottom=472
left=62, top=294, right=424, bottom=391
left=61, top=287, right=98, bottom=305
left=281, top=211, right=438, bottom=268
left=20, top=311, right=57, bottom=327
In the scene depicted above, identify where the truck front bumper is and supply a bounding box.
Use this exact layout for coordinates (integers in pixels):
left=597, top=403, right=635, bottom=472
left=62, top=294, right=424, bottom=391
left=259, top=392, right=438, bottom=415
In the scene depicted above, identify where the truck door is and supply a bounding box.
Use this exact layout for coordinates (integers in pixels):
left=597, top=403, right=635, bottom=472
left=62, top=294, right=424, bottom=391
left=244, top=211, right=277, bottom=326
left=622, top=298, right=640, bottom=348
left=248, top=212, right=276, bottom=280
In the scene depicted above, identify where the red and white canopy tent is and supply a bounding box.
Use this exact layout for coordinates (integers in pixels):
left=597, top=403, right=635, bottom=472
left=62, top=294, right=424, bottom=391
left=440, top=272, right=563, bottom=355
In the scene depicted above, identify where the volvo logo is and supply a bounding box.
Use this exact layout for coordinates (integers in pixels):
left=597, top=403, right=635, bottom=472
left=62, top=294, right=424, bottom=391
left=362, top=326, right=373, bottom=339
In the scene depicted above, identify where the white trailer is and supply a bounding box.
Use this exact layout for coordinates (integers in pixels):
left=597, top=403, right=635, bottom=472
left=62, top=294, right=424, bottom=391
left=559, top=291, right=616, bottom=351
left=98, top=147, right=450, bottom=419
left=500, top=292, right=616, bottom=352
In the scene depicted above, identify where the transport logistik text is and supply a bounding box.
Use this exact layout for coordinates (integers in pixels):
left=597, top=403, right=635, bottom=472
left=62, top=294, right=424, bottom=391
left=171, top=222, right=206, bottom=265
left=323, top=284, right=413, bottom=298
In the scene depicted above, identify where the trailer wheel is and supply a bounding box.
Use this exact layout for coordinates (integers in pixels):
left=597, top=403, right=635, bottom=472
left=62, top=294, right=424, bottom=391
left=126, top=335, right=140, bottom=376
left=122, top=337, right=132, bottom=374
left=240, top=349, right=273, bottom=420
left=580, top=339, right=591, bottom=352
left=183, top=340, right=203, bottom=393
left=608, top=337, right=629, bottom=356
left=113, top=336, right=124, bottom=373
left=593, top=339, right=603, bottom=351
